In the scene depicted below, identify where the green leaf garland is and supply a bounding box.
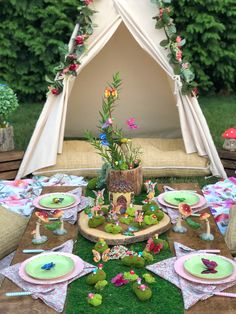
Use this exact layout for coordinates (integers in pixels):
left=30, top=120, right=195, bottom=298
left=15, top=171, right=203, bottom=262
left=152, top=0, right=198, bottom=96
left=47, top=1, right=96, bottom=96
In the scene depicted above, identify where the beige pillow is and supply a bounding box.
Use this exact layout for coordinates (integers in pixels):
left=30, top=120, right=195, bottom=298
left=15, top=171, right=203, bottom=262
left=225, top=205, right=236, bottom=256
left=0, top=206, right=28, bottom=259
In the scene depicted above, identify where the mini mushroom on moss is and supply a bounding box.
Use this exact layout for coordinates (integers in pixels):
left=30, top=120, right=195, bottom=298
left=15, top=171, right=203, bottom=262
left=173, top=203, right=192, bottom=233
left=222, top=127, right=236, bottom=151
left=199, top=212, right=214, bottom=241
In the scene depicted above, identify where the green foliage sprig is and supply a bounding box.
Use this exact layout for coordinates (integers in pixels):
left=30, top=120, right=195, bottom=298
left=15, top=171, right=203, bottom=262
left=151, top=0, right=198, bottom=96
left=0, top=84, right=19, bottom=127
left=85, top=73, right=142, bottom=171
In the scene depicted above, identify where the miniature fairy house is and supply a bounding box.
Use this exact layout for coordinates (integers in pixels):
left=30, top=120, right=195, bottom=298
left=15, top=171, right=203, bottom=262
left=109, top=180, right=134, bottom=214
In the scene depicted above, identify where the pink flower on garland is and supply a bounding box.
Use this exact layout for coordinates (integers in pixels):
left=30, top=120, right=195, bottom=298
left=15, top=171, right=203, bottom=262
left=84, top=0, right=93, bottom=5
left=63, top=67, right=70, bottom=74
left=51, top=88, right=60, bottom=95
left=75, top=35, right=84, bottom=45
left=176, top=36, right=182, bottom=43
left=67, top=54, right=77, bottom=61
left=159, top=8, right=164, bottom=18
left=182, top=63, right=189, bottom=69
left=176, top=50, right=182, bottom=62
left=69, top=64, right=79, bottom=71
left=126, top=118, right=138, bottom=129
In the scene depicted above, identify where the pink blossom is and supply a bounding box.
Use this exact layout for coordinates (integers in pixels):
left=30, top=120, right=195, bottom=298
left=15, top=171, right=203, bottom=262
left=176, top=50, right=182, bottom=62
left=102, top=118, right=113, bottom=129
left=176, top=36, right=182, bottom=43
left=126, top=118, right=138, bottom=129
left=84, top=0, right=93, bottom=5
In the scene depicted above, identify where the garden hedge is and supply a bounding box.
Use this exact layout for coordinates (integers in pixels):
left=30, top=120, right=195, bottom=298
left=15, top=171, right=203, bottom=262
left=0, top=0, right=235, bottom=100
left=173, top=0, right=236, bottom=94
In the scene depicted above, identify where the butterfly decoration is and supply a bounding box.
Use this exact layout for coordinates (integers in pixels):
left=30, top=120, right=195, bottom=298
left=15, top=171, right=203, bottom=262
left=201, top=258, right=218, bottom=274
left=41, top=262, right=55, bottom=270
left=174, top=197, right=186, bottom=203
left=92, top=248, right=110, bottom=263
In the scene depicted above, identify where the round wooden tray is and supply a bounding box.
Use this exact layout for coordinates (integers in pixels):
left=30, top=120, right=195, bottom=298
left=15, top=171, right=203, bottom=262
left=78, top=205, right=171, bottom=245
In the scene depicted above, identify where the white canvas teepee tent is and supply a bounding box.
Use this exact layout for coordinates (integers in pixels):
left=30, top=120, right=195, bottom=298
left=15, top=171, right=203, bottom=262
left=16, top=0, right=226, bottom=179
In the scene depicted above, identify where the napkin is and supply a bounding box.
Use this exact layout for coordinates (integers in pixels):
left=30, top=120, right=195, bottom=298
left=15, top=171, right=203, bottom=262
left=0, top=239, right=95, bottom=312
left=146, top=242, right=236, bottom=310
left=155, top=185, right=207, bottom=223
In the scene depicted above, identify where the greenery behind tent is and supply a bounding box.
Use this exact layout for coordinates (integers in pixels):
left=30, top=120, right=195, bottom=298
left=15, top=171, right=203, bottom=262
left=0, top=0, right=236, bottom=101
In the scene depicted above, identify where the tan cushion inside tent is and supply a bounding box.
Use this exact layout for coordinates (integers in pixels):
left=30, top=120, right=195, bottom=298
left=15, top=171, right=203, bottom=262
left=0, top=206, right=28, bottom=259
left=33, top=139, right=210, bottom=177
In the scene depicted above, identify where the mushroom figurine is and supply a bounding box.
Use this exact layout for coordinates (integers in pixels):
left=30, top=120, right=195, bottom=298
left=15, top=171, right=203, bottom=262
left=222, top=127, right=236, bottom=151
left=199, top=212, right=214, bottom=241
left=52, top=209, right=67, bottom=235
left=173, top=203, right=192, bottom=233
left=32, top=211, right=49, bottom=244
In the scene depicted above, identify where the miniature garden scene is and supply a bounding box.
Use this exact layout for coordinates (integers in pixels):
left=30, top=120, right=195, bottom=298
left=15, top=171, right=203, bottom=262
left=0, top=1, right=236, bottom=314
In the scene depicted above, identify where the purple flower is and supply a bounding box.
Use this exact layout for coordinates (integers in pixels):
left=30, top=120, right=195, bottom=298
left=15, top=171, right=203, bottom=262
left=102, top=118, right=112, bottom=129
left=126, top=118, right=138, bottom=129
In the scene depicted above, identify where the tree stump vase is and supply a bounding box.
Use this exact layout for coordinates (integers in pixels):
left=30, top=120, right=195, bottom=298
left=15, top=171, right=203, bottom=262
left=0, top=125, right=14, bottom=152
left=107, top=165, right=143, bottom=195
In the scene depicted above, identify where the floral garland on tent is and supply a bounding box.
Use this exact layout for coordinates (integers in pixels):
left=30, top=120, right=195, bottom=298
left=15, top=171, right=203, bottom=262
left=48, top=0, right=197, bottom=97
left=152, top=0, right=198, bottom=96
left=47, top=0, right=95, bottom=95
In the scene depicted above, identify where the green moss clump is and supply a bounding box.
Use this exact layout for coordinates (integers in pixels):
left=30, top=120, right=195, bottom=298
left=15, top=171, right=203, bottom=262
left=95, top=280, right=108, bottom=291
left=104, top=223, right=122, bottom=234
left=86, top=270, right=106, bottom=285
left=143, top=215, right=158, bottom=225
left=142, top=250, right=154, bottom=262
left=99, top=207, right=109, bottom=215
left=88, top=216, right=105, bottom=228
left=87, top=177, right=98, bottom=190
left=123, top=271, right=139, bottom=281
left=87, top=293, right=102, bottom=306
left=132, top=282, right=152, bottom=301
left=142, top=202, right=159, bottom=213
left=143, top=273, right=156, bottom=284
left=126, top=207, right=137, bottom=217
left=94, top=239, right=109, bottom=253
left=119, top=216, right=133, bottom=225
left=153, top=237, right=169, bottom=250
left=121, top=255, right=145, bottom=268
left=155, top=210, right=164, bottom=221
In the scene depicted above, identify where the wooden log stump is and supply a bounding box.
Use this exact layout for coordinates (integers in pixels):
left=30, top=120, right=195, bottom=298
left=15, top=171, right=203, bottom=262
left=107, top=165, right=143, bottom=195
left=0, top=125, right=14, bottom=152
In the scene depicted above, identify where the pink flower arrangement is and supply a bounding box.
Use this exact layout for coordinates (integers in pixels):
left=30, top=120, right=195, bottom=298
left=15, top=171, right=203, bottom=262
left=111, top=273, right=129, bottom=287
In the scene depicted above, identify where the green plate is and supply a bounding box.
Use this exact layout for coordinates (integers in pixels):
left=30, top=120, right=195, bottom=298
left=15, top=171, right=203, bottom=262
left=184, top=255, right=234, bottom=280
left=163, top=191, right=200, bottom=206
left=39, top=193, right=76, bottom=209
left=25, top=254, right=75, bottom=279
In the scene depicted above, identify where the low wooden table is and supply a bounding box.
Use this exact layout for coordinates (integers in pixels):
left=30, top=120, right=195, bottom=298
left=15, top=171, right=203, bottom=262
left=0, top=186, right=79, bottom=314
left=0, top=183, right=235, bottom=314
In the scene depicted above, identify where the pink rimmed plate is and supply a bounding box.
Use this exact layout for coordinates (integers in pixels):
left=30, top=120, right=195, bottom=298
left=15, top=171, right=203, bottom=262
left=174, top=253, right=236, bottom=285
left=157, top=192, right=207, bottom=210
left=19, top=252, right=84, bottom=285
left=33, top=193, right=80, bottom=211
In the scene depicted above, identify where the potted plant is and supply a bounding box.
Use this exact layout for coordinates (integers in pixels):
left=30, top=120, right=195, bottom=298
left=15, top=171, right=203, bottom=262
left=85, top=73, right=142, bottom=195
left=0, top=84, right=19, bottom=151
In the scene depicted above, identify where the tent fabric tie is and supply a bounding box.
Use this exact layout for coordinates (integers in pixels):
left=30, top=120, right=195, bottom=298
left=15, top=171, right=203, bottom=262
left=172, top=75, right=182, bottom=95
